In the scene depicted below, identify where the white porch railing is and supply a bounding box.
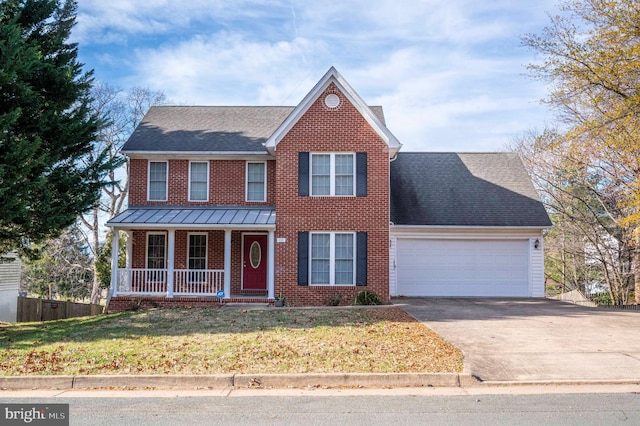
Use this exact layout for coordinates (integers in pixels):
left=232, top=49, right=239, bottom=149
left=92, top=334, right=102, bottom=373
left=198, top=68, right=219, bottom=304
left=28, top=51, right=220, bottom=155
left=116, top=268, right=167, bottom=295
left=174, top=269, right=223, bottom=296
left=115, top=268, right=223, bottom=296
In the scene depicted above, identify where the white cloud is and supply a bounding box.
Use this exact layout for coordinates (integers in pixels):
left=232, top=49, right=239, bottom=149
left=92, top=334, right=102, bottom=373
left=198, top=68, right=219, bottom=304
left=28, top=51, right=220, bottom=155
left=76, top=0, right=558, bottom=151
left=128, top=34, right=325, bottom=105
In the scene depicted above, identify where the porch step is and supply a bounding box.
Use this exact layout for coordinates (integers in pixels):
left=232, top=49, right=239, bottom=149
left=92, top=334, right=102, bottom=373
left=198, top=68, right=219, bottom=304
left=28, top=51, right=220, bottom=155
left=221, top=303, right=271, bottom=310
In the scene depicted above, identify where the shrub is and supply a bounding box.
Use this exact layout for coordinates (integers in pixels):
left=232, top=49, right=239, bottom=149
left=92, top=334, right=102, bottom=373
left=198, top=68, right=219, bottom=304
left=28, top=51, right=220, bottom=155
left=354, top=290, right=383, bottom=305
left=325, top=294, right=343, bottom=306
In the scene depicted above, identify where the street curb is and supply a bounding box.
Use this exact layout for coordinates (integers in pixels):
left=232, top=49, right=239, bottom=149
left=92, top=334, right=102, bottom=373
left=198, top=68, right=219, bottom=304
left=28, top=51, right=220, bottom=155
left=72, top=374, right=234, bottom=389
left=480, top=379, right=640, bottom=387
left=233, top=373, right=474, bottom=389
left=0, top=373, right=477, bottom=390
left=0, top=376, right=75, bottom=390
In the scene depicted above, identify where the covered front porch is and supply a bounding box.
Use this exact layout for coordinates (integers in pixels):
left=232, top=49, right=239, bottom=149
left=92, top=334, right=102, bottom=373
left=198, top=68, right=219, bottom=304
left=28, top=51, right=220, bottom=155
left=106, top=207, right=276, bottom=303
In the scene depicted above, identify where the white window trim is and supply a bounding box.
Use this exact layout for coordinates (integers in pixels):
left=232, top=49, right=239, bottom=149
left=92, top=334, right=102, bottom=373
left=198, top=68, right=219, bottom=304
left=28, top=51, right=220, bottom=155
left=188, top=161, right=210, bottom=202
left=146, top=232, right=167, bottom=270
left=246, top=161, right=267, bottom=202
left=309, top=231, right=356, bottom=286
left=147, top=161, right=168, bottom=201
left=186, top=232, right=208, bottom=270
left=310, top=153, right=355, bottom=197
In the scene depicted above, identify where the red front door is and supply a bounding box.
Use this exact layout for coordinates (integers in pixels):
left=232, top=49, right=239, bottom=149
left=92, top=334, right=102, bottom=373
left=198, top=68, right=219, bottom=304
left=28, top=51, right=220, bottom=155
left=243, top=234, right=267, bottom=290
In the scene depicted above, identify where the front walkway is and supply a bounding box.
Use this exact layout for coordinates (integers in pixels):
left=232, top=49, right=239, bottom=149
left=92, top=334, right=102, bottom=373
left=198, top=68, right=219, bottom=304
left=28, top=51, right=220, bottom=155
left=394, top=297, right=640, bottom=382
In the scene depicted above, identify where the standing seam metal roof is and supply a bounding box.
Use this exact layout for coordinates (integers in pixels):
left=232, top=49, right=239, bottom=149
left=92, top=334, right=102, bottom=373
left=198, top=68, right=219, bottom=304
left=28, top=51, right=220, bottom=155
left=107, top=207, right=276, bottom=227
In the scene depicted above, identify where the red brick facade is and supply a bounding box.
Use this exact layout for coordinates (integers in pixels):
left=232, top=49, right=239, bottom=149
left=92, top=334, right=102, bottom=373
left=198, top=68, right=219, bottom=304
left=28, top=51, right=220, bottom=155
left=115, top=80, right=391, bottom=309
left=274, top=83, right=390, bottom=305
left=129, top=159, right=276, bottom=206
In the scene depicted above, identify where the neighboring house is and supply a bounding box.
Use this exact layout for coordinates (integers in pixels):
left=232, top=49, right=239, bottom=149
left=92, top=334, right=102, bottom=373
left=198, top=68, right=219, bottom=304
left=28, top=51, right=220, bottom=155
left=0, top=253, right=20, bottom=322
left=106, top=67, right=551, bottom=310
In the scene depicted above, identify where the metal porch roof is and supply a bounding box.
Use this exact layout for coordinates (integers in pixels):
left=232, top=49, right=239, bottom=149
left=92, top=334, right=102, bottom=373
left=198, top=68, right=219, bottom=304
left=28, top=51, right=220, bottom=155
left=107, top=206, right=276, bottom=228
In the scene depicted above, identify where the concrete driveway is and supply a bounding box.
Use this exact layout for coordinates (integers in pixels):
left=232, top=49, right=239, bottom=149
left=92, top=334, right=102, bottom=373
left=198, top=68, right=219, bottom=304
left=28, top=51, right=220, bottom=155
left=395, top=298, right=640, bottom=383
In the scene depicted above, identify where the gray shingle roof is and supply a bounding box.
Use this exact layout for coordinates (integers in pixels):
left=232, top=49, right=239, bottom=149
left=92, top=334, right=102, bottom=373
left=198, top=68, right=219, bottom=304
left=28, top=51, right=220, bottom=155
left=107, top=206, right=276, bottom=227
left=122, top=105, right=386, bottom=153
left=390, top=153, right=552, bottom=227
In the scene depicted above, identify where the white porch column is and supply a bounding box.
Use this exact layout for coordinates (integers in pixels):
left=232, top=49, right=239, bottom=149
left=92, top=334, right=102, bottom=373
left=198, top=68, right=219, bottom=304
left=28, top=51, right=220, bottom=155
left=110, top=228, right=119, bottom=297
left=167, top=229, right=175, bottom=298
left=223, top=229, right=232, bottom=299
left=125, top=230, right=132, bottom=269
left=267, top=230, right=275, bottom=299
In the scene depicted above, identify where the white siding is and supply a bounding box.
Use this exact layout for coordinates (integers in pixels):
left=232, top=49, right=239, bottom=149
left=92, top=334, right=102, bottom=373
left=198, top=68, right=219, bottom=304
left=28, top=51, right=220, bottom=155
left=530, top=235, right=545, bottom=297
left=0, top=254, right=20, bottom=322
left=0, top=254, right=20, bottom=291
left=389, top=237, right=397, bottom=297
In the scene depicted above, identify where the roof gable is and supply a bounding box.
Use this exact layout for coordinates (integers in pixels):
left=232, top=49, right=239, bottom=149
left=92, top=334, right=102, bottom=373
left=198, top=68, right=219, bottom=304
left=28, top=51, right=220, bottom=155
left=264, top=67, right=402, bottom=157
left=121, top=103, right=388, bottom=155
left=390, top=153, right=552, bottom=227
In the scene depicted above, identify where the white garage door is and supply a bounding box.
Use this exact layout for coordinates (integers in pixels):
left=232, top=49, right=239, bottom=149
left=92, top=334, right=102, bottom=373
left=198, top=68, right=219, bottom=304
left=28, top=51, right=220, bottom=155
left=396, top=239, right=530, bottom=297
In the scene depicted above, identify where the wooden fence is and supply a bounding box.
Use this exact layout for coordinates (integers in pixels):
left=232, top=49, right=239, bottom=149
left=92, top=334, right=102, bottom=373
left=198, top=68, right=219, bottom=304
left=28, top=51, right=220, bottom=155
left=17, top=297, right=103, bottom=322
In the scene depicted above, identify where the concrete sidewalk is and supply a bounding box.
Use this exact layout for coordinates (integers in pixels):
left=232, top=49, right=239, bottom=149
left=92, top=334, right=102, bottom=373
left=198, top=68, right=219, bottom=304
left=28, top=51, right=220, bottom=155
left=396, top=297, right=640, bottom=384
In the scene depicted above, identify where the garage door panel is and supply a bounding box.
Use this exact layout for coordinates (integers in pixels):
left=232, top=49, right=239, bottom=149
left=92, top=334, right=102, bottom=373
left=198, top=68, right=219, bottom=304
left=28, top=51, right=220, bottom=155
left=396, top=238, right=530, bottom=297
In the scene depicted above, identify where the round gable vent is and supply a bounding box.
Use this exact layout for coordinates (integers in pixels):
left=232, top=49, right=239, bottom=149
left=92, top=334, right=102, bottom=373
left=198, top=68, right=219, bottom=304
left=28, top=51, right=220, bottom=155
left=324, top=94, right=340, bottom=108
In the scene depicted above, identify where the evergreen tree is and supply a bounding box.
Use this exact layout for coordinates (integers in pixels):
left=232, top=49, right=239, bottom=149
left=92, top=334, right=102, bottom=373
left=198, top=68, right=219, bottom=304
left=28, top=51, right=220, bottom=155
left=0, top=0, right=115, bottom=256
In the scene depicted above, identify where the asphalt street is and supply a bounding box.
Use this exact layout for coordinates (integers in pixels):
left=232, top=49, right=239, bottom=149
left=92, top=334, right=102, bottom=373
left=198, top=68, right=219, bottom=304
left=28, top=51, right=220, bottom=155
left=2, top=387, right=640, bottom=426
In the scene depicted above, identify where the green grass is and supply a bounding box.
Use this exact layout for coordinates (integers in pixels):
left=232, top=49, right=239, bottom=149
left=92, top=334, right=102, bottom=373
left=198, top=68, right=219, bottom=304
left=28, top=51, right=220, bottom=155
left=0, top=308, right=463, bottom=375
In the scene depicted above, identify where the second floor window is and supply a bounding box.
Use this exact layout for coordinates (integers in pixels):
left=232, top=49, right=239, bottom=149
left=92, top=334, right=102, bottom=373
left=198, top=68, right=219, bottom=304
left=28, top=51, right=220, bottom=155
left=189, top=162, right=209, bottom=201
left=311, top=153, right=354, bottom=196
left=246, top=162, right=266, bottom=202
left=148, top=161, right=167, bottom=201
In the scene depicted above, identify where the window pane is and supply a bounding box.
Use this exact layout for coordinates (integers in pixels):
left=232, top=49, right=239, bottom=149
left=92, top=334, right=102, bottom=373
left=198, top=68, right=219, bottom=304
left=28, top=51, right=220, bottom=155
left=335, top=176, right=354, bottom=196
left=190, top=182, right=207, bottom=201
left=149, top=162, right=167, bottom=200
left=247, top=163, right=265, bottom=201
left=312, top=175, right=330, bottom=195
left=335, top=154, right=354, bottom=196
left=311, top=234, right=330, bottom=284
left=311, top=155, right=330, bottom=196
left=335, top=154, right=353, bottom=174
left=190, top=162, right=208, bottom=201
left=335, top=234, right=354, bottom=284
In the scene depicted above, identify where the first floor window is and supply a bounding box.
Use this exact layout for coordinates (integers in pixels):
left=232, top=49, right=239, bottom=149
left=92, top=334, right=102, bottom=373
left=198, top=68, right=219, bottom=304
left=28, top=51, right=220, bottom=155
left=148, top=161, right=167, bottom=201
left=147, top=234, right=166, bottom=269
left=188, top=234, right=207, bottom=270
left=310, top=232, right=355, bottom=285
left=188, top=233, right=207, bottom=282
left=147, top=233, right=166, bottom=282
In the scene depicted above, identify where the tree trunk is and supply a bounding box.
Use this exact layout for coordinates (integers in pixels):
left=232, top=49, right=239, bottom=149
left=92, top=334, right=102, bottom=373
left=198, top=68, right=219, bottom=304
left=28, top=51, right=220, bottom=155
left=90, top=203, right=102, bottom=305
left=635, top=228, right=640, bottom=304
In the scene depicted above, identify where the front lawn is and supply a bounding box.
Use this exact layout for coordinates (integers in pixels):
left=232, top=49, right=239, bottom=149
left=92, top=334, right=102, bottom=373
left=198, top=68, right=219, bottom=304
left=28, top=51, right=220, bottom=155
left=0, top=307, right=463, bottom=375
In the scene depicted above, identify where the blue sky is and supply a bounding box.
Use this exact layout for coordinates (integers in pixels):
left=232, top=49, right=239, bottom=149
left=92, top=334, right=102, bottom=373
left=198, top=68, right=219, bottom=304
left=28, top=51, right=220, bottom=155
left=73, top=0, right=558, bottom=152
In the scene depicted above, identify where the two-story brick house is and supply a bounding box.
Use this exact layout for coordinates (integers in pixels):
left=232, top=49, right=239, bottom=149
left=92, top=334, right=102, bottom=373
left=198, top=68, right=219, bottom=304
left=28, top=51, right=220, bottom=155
left=106, top=67, right=551, bottom=311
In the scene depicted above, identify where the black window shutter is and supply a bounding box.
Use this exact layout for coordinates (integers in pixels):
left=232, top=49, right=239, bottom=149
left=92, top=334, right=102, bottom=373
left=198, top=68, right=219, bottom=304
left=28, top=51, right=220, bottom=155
left=356, top=152, right=367, bottom=197
left=356, top=232, right=367, bottom=286
left=298, top=152, right=309, bottom=196
left=298, top=232, right=309, bottom=286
